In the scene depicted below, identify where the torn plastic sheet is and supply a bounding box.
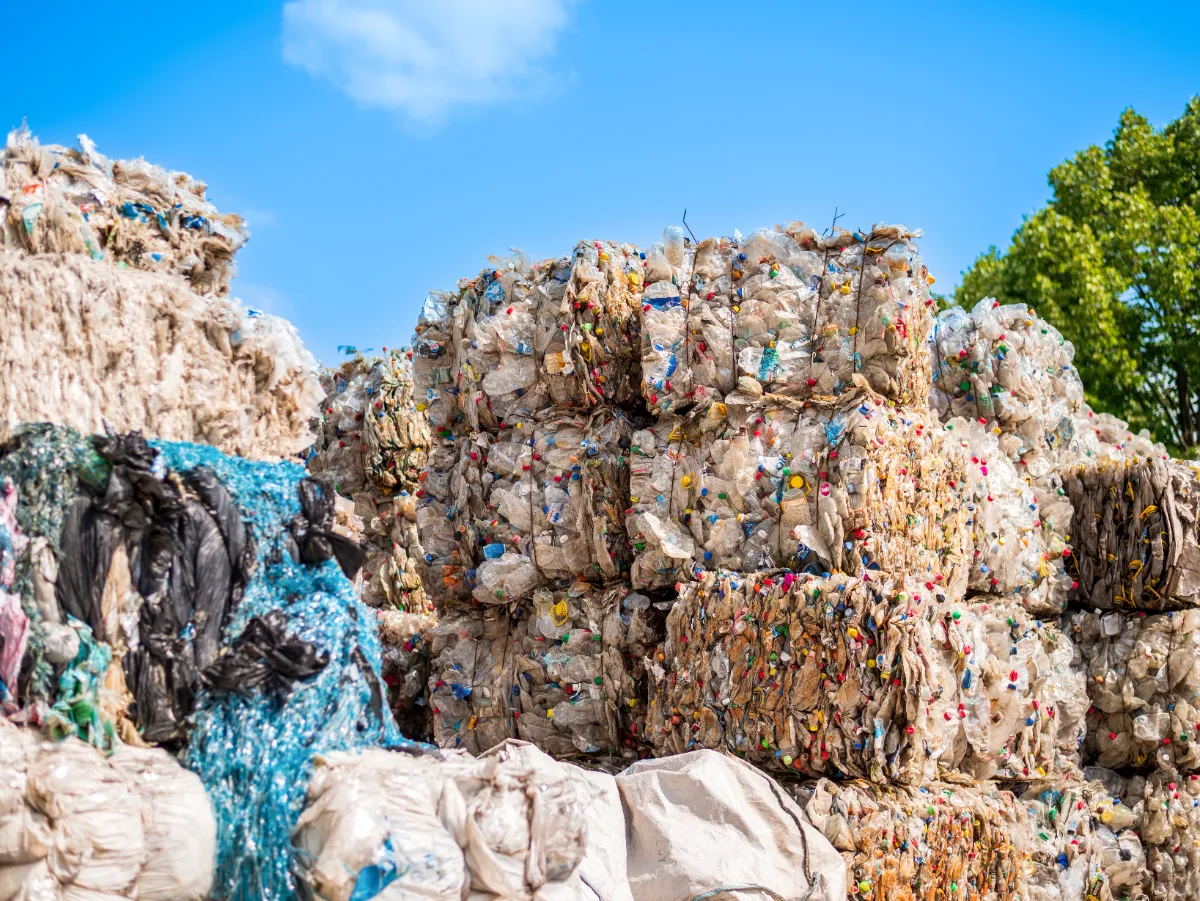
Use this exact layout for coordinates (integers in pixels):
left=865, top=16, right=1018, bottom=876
left=626, top=393, right=971, bottom=592
left=796, top=777, right=1029, bottom=901
left=0, top=718, right=215, bottom=901
left=427, top=583, right=655, bottom=759
left=2, top=125, right=248, bottom=295
left=412, top=243, right=643, bottom=433
left=1065, top=458, right=1200, bottom=610
left=1069, top=608, right=1200, bottom=770
left=641, top=222, right=934, bottom=415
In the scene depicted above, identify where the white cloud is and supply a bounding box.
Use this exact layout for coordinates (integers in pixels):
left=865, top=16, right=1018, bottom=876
left=281, top=0, right=575, bottom=125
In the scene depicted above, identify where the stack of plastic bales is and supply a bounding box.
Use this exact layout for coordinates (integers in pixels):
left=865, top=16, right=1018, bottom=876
left=0, top=127, right=322, bottom=459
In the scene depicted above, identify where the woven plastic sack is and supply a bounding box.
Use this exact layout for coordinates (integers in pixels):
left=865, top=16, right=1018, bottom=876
left=1, top=126, right=247, bottom=295
left=428, top=583, right=654, bottom=758
left=616, top=750, right=845, bottom=901
left=1069, top=609, right=1200, bottom=769
left=294, top=740, right=627, bottom=901
left=0, top=252, right=322, bottom=460
left=412, top=244, right=643, bottom=433
left=1065, top=458, right=1200, bottom=610
left=626, top=393, right=971, bottom=591
left=1092, top=766, right=1199, bottom=901
left=0, top=720, right=214, bottom=901
left=640, top=222, right=934, bottom=415
left=453, top=407, right=634, bottom=602
left=796, top=777, right=1029, bottom=901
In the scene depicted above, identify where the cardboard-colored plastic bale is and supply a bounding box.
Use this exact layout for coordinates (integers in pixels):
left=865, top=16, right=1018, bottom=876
left=626, top=394, right=971, bottom=592
left=1065, top=458, right=1200, bottom=610
left=796, top=777, right=1029, bottom=901
left=0, top=719, right=215, bottom=901
left=0, top=252, right=322, bottom=459
left=1020, top=776, right=1146, bottom=901
left=453, top=407, right=634, bottom=604
left=640, top=222, right=934, bottom=415
left=1, top=126, right=248, bottom=296
left=428, top=583, right=655, bottom=759
left=294, top=739, right=631, bottom=901
left=411, top=244, right=643, bottom=433
left=1091, top=766, right=1200, bottom=901
left=1069, top=609, right=1200, bottom=770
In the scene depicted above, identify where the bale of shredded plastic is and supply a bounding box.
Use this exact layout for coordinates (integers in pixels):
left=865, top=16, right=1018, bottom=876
left=1, top=126, right=248, bottom=295
left=640, top=222, right=935, bottom=415
left=412, top=243, right=643, bottom=433
left=1069, top=609, right=1200, bottom=770
left=0, top=719, right=215, bottom=901
left=795, top=777, right=1029, bottom=901
left=427, top=583, right=657, bottom=758
left=1091, top=766, right=1200, bottom=901
left=0, top=252, right=322, bottom=459
left=294, top=739, right=629, bottom=901
left=1019, top=775, right=1145, bottom=901
left=308, top=352, right=431, bottom=612
left=1065, top=458, right=1200, bottom=610
left=626, top=393, right=971, bottom=592
left=451, top=407, right=635, bottom=603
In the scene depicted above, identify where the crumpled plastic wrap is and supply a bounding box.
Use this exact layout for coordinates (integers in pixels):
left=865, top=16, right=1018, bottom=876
left=641, top=222, right=935, bottom=415
left=795, top=777, right=1029, bottom=901
left=1, top=126, right=247, bottom=295
left=0, top=251, right=322, bottom=460
left=428, top=583, right=656, bottom=759
left=1069, top=609, right=1200, bottom=770
left=294, top=739, right=629, bottom=901
left=308, top=351, right=431, bottom=612
left=1065, top=458, right=1200, bottom=610
left=626, top=392, right=971, bottom=591
left=1020, top=775, right=1146, bottom=901
left=412, top=243, right=643, bottom=433
left=451, top=407, right=634, bottom=603
left=1091, top=766, right=1200, bottom=901
left=0, top=719, right=215, bottom=901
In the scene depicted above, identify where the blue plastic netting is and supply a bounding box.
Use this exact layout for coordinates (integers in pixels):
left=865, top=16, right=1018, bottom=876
left=152, top=440, right=423, bottom=901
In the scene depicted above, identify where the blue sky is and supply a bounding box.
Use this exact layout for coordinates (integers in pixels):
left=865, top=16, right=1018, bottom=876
left=8, top=1, right=1199, bottom=365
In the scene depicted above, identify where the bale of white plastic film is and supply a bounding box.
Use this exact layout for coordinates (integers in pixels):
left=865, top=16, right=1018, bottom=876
left=1069, top=609, right=1200, bottom=770
left=294, top=740, right=630, bottom=901
left=796, top=777, right=1029, bottom=901
left=0, top=253, right=322, bottom=459
left=639, top=222, right=935, bottom=416
left=427, top=583, right=655, bottom=758
left=626, top=392, right=972, bottom=592
left=0, top=720, right=214, bottom=901
left=411, top=243, right=643, bottom=434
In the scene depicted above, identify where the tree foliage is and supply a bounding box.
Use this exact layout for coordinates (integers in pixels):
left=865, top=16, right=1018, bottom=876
left=958, top=99, right=1200, bottom=453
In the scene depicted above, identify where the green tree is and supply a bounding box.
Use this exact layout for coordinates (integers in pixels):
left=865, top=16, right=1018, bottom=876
left=958, top=98, right=1200, bottom=453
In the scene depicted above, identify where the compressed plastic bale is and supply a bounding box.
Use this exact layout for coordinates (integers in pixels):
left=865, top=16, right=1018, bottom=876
left=0, top=252, right=322, bottom=460
left=1019, top=776, right=1146, bottom=901
left=294, top=739, right=621, bottom=901
left=795, top=777, right=1029, bottom=901
left=377, top=608, right=434, bottom=740
left=1092, top=766, right=1200, bottom=901
left=615, top=749, right=845, bottom=901
left=1, top=127, right=247, bottom=296
left=1069, top=609, right=1200, bottom=769
left=1065, top=458, right=1200, bottom=610
left=640, top=222, right=935, bottom=415
left=949, top=418, right=1073, bottom=614
left=416, top=440, right=473, bottom=607
left=626, top=391, right=972, bottom=591
left=646, top=569, right=964, bottom=782
left=411, top=244, right=643, bottom=433
left=0, top=478, right=29, bottom=710
left=454, top=407, right=634, bottom=601
left=428, top=583, right=655, bottom=759
left=0, top=720, right=215, bottom=901
left=931, top=298, right=1085, bottom=476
